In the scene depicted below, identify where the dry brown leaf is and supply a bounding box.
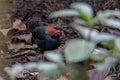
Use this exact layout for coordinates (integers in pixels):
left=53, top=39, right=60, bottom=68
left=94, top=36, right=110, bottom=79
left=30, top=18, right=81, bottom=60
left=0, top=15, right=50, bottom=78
left=11, top=50, right=36, bottom=58
left=33, top=44, right=38, bottom=48
left=7, top=42, right=25, bottom=50
left=115, top=8, right=120, bottom=19
left=29, top=72, right=39, bottom=76
left=13, top=33, right=32, bottom=44
left=16, top=70, right=29, bottom=78
left=88, top=69, right=110, bottom=80
left=13, top=19, right=27, bottom=31
left=56, top=76, right=68, bottom=80
left=104, top=76, right=113, bottom=80
left=0, top=19, right=26, bottom=37
left=0, top=28, right=11, bottom=37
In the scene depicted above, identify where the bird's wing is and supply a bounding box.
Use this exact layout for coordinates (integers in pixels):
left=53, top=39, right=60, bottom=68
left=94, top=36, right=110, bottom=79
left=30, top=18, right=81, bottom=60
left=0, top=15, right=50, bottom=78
left=32, top=26, right=46, bottom=40
left=36, top=30, right=45, bottom=40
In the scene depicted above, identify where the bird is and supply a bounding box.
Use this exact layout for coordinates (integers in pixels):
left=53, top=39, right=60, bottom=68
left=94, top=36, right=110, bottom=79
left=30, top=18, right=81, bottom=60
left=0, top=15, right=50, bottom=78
left=32, top=25, right=63, bottom=60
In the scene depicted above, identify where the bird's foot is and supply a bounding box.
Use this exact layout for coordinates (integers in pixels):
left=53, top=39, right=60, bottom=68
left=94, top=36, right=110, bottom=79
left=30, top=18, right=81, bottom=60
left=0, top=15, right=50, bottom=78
left=41, top=54, right=45, bottom=61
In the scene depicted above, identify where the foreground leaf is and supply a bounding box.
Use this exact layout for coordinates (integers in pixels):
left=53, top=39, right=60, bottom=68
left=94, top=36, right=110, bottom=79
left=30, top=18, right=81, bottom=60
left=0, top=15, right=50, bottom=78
left=104, top=10, right=120, bottom=18
left=49, top=9, right=79, bottom=18
left=5, top=64, right=24, bottom=79
left=70, top=2, right=93, bottom=18
left=95, top=57, right=116, bottom=71
left=74, top=18, right=87, bottom=26
left=24, top=62, right=38, bottom=69
left=64, top=39, right=95, bottom=63
left=38, top=62, right=58, bottom=71
left=45, top=51, right=63, bottom=63
left=73, top=25, right=117, bottom=43
left=101, top=19, right=120, bottom=29
left=37, top=62, right=59, bottom=75
left=96, top=10, right=120, bottom=20
left=115, top=38, right=120, bottom=49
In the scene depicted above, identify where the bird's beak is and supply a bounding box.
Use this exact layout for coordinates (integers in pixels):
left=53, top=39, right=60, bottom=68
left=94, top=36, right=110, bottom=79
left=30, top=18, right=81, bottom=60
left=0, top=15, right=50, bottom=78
left=56, top=30, right=65, bottom=38
left=61, top=32, right=65, bottom=38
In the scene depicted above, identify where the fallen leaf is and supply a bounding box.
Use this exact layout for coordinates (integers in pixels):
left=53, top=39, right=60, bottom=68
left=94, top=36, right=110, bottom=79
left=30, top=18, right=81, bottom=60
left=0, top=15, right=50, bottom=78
left=13, top=19, right=27, bottom=31
left=10, top=50, right=36, bottom=58
left=56, top=76, right=68, bottom=80
left=7, top=28, right=19, bottom=39
left=104, top=76, right=113, bottom=80
left=32, top=44, right=38, bottom=48
left=29, top=72, right=39, bottom=76
left=16, top=70, right=29, bottom=78
left=12, top=45, right=37, bottom=53
left=12, top=33, right=32, bottom=44
left=0, top=28, right=11, bottom=37
left=7, top=42, right=25, bottom=50
left=27, top=56, right=40, bottom=62
left=115, top=8, right=120, bottom=19
left=87, top=69, right=110, bottom=80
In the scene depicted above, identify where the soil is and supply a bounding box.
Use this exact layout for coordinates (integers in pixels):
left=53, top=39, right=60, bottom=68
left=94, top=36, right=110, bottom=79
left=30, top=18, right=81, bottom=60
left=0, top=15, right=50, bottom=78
left=0, top=0, right=120, bottom=80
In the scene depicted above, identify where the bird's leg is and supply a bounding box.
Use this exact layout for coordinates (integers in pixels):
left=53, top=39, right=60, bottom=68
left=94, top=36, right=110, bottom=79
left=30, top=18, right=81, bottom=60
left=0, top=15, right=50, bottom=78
left=41, top=50, right=45, bottom=61
left=41, top=50, right=49, bottom=61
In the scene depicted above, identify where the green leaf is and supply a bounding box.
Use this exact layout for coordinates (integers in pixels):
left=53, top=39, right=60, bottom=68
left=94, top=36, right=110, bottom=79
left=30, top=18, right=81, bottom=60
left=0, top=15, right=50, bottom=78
left=45, top=51, right=63, bottom=63
left=74, top=18, right=87, bottom=26
left=93, top=48, right=109, bottom=56
left=95, top=57, right=116, bottom=71
left=95, top=10, right=120, bottom=21
left=37, top=62, right=58, bottom=71
left=95, top=11, right=105, bottom=21
left=37, top=62, right=59, bottom=75
left=70, top=2, right=93, bottom=18
left=94, top=63, right=110, bottom=71
left=49, top=9, right=79, bottom=18
left=101, top=40, right=115, bottom=50
left=24, top=62, right=38, bottom=69
left=72, top=25, right=98, bottom=40
left=104, top=10, right=120, bottom=17
left=90, top=48, right=108, bottom=61
left=101, top=19, right=120, bottom=29
left=105, top=57, right=116, bottom=64
left=90, top=52, right=105, bottom=61
left=64, top=39, right=95, bottom=63
left=73, top=25, right=117, bottom=43
left=77, top=14, right=91, bottom=22
left=115, top=38, right=120, bottom=49
left=5, top=64, right=24, bottom=79
left=93, top=33, right=116, bottom=43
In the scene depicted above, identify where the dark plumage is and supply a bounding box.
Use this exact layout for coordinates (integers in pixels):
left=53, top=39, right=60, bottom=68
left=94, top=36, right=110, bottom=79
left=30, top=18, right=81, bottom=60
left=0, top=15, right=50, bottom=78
left=32, top=26, right=61, bottom=50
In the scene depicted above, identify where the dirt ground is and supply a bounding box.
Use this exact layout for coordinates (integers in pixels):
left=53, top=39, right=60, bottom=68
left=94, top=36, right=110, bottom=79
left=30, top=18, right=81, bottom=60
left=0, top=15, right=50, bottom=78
left=1, top=0, right=120, bottom=80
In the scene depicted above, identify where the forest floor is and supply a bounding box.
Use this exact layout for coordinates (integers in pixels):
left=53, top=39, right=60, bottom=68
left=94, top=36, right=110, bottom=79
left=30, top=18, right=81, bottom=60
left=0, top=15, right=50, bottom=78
left=0, top=0, right=120, bottom=80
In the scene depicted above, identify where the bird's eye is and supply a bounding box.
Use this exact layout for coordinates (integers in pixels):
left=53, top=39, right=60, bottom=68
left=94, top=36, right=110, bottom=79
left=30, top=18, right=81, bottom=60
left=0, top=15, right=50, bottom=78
left=51, top=32, right=61, bottom=38
left=55, top=32, right=62, bottom=37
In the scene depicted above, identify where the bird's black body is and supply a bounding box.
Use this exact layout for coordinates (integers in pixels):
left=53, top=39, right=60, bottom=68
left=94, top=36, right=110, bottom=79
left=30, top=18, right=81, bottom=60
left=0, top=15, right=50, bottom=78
left=32, top=26, right=61, bottom=50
